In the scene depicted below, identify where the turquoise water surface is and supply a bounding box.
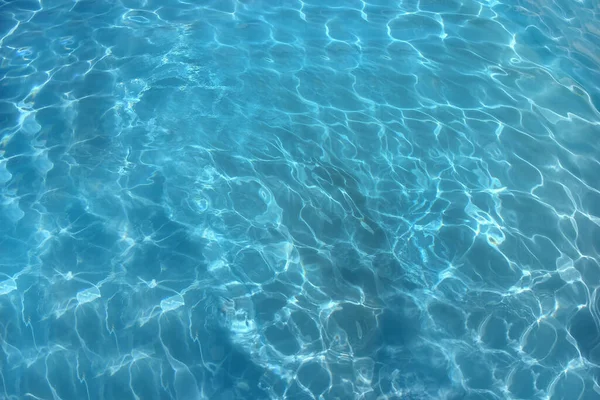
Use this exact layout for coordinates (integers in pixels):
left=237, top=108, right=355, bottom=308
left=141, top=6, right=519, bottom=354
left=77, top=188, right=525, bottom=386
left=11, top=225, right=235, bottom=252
left=1, top=0, right=600, bottom=399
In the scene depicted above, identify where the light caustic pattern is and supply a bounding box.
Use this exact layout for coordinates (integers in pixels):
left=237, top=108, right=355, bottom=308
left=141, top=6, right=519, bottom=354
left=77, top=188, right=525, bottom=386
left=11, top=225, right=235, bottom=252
left=1, top=0, right=600, bottom=399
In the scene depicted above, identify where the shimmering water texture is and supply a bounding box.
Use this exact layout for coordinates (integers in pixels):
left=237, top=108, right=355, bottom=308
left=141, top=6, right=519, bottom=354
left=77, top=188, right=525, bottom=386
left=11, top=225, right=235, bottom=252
left=1, top=0, right=600, bottom=399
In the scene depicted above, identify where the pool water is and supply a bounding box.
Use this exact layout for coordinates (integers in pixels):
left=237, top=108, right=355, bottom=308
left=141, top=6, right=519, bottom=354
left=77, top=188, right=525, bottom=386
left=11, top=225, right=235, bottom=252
left=1, top=0, right=600, bottom=399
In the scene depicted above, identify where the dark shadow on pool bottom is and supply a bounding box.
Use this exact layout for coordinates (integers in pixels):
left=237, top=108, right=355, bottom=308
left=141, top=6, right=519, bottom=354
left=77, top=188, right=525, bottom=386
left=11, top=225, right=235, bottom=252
left=372, top=296, right=469, bottom=400
left=189, top=322, right=274, bottom=400
left=569, top=307, right=600, bottom=381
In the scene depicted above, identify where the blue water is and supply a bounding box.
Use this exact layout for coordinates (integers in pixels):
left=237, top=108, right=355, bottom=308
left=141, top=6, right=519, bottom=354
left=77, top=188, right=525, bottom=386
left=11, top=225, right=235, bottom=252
left=1, top=0, right=600, bottom=399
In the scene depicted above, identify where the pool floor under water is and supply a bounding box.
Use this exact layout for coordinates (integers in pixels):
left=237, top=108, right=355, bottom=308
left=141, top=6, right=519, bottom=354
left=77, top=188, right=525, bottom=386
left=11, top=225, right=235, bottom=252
left=1, top=0, right=600, bottom=399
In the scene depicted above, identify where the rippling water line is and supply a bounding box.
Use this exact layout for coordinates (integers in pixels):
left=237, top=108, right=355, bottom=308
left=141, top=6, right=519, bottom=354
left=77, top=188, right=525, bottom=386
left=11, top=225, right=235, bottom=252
left=1, top=0, right=600, bottom=399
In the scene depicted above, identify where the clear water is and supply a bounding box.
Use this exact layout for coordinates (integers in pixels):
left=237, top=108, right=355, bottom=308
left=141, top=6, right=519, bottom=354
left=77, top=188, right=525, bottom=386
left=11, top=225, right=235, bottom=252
left=1, top=0, right=600, bottom=399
